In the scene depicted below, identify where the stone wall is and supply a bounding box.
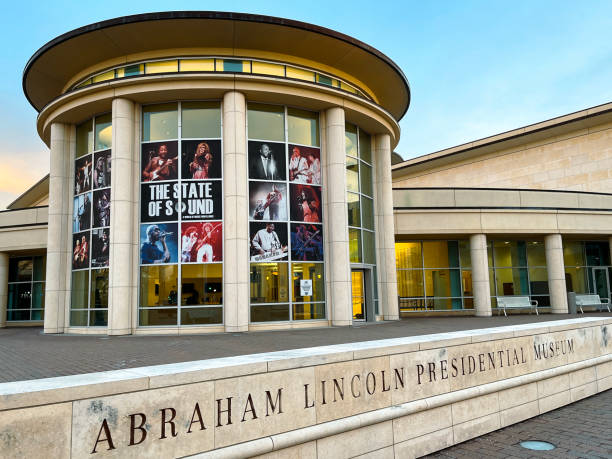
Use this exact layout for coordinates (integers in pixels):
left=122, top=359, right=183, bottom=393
left=0, top=317, right=610, bottom=458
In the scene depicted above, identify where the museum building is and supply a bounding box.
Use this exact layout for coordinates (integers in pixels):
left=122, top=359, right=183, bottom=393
left=0, top=12, right=611, bottom=335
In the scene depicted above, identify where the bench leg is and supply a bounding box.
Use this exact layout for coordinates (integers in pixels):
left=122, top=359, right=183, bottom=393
left=535, top=307, right=538, bottom=315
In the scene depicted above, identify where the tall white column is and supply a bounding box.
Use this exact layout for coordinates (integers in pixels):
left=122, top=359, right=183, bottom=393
left=108, top=98, right=136, bottom=335
left=545, top=234, right=568, bottom=314
left=223, top=91, right=249, bottom=332
left=374, top=134, right=399, bottom=320
left=470, top=234, right=492, bottom=316
left=44, top=123, right=72, bottom=333
left=325, top=107, right=352, bottom=326
left=0, top=253, right=8, bottom=327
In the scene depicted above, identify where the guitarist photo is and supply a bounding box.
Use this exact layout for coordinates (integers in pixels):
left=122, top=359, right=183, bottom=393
left=142, top=143, right=178, bottom=182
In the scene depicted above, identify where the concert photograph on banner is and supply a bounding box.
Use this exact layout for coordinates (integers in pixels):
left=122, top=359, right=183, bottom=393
left=290, top=184, right=322, bottom=223
left=74, top=155, right=92, bottom=194
left=93, top=150, right=111, bottom=189
left=141, top=141, right=178, bottom=182
left=181, top=180, right=222, bottom=220
left=249, top=182, right=287, bottom=221
left=181, top=139, right=222, bottom=180
left=290, top=223, right=323, bottom=261
left=73, top=192, right=91, bottom=232
left=248, top=140, right=286, bottom=180
left=91, top=228, right=110, bottom=268
left=140, top=182, right=178, bottom=223
left=288, top=144, right=321, bottom=185
left=249, top=222, right=288, bottom=262
left=92, top=188, right=111, bottom=228
left=180, top=221, right=222, bottom=263
left=72, top=231, right=90, bottom=270
left=140, top=223, right=178, bottom=265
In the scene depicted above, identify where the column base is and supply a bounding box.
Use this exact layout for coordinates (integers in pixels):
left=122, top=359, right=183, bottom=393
left=108, top=328, right=133, bottom=336
left=383, top=315, right=400, bottom=321
left=331, top=320, right=352, bottom=327
left=474, top=311, right=493, bottom=317
left=225, top=325, right=248, bottom=333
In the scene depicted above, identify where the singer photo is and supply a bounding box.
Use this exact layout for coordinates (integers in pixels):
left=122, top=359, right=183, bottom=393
left=140, top=223, right=178, bottom=264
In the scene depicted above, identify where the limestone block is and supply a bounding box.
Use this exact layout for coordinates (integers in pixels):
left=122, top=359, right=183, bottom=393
left=353, top=445, right=394, bottom=459
left=595, top=360, right=612, bottom=379
left=569, top=367, right=597, bottom=388
left=597, top=375, right=612, bottom=392
left=314, top=356, right=392, bottom=423
left=316, top=421, right=393, bottom=459
left=0, top=403, right=72, bottom=459
left=252, top=441, right=316, bottom=459
left=452, top=412, right=500, bottom=444
left=392, top=405, right=451, bottom=443
left=537, top=374, right=570, bottom=398
left=71, top=382, right=214, bottom=458
left=451, top=392, right=499, bottom=425
left=538, top=390, right=571, bottom=414
left=500, top=400, right=539, bottom=427
left=213, top=367, right=316, bottom=448
left=498, top=382, right=538, bottom=410
left=393, top=427, right=453, bottom=459
left=570, top=382, right=598, bottom=402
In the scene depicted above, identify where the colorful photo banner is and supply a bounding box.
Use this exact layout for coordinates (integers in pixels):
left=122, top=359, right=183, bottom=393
left=249, top=222, right=288, bottom=262
left=248, top=141, right=286, bottom=180
left=249, top=182, right=287, bottom=221
left=290, top=184, right=322, bottom=223
left=290, top=223, right=323, bottom=261
left=288, top=144, right=321, bottom=185
left=139, top=223, right=178, bottom=265
left=141, top=141, right=178, bottom=182
left=181, top=222, right=223, bottom=263
left=181, top=139, right=222, bottom=180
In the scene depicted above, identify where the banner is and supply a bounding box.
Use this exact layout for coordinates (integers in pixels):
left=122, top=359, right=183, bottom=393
left=181, top=139, right=222, bottom=180
left=140, top=223, right=178, bottom=265
left=181, top=221, right=222, bottom=263
left=290, top=223, right=323, bottom=261
left=250, top=222, right=288, bottom=262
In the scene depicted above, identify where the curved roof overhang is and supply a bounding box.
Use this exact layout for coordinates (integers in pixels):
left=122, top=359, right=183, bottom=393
left=23, top=11, right=410, bottom=120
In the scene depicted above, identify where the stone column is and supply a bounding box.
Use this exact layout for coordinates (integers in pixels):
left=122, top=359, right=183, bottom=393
left=44, top=123, right=72, bottom=333
left=470, top=234, right=492, bottom=316
left=545, top=234, right=568, bottom=313
left=223, top=91, right=249, bottom=332
left=325, top=107, right=352, bottom=326
left=374, top=134, right=399, bottom=321
left=108, top=98, right=136, bottom=335
left=0, top=253, right=8, bottom=327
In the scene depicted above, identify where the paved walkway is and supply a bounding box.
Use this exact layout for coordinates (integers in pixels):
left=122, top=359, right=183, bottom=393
left=0, top=313, right=610, bottom=383
left=427, top=389, right=612, bottom=459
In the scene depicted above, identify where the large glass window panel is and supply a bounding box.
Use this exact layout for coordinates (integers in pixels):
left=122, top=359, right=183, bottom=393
left=285, top=67, right=314, bottom=82
left=139, top=265, right=179, bottom=307
left=424, top=269, right=454, bottom=298
left=459, top=240, right=471, bottom=268
left=181, top=102, right=221, bottom=139
left=145, top=60, right=178, bottom=74
left=288, top=108, right=319, bottom=146
left=139, top=308, right=178, bottom=326
left=251, top=61, right=284, bottom=76
left=585, top=242, right=611, bottom=266
left=527, top=241, right=546, bottom=266
left=181, top=264, right=223, bottom=305
left=8, top=283, right=30, bottom=309
left=76, top=120, right=93, bottom=157
left=563, top=241, right=585, bottom=266
left=493, top=241, right=526, bottom=267
left=360, top=163, right=373, bottom=197
left=361, top=197, right=374, bottom=230
left=292, top=302, right=325, bottom=320
left=359, top=130, right=372, bottom=163
left=447, top=241, right=460, bottom=268
left=142, top=103, right=178, bottom=141
left=565, top=267, right=588, bottom=293
left=250, top=263, right=289, bottom=303
left=345, top=124, right=358, bottom=157
left=395, top=242, right=423, bottom=269
left=247, top=104, right=284, bottom=141
left=251, top=304, right=290, bottom=322
left=32, top=282, right=45, bottom=309
left=90, top=269, right=109, bottom=309
left=90, top=310, right=108, bottom=326
left=423, top=241, right=450, bottom=268
left=489, top=269, right=496, bottom=296
left=71, top=271, right=89, bottom=310
left=495, top=268, right=529, bottom=296
left=94, top=113, right=112, bottom=150
left=9, top=258, right=32, bottom=282
left=92, top=70, right=115, bottom=83
left=179, top=59, right=214, bottom=72
left=181, top=307, right=222, bottom=325
left=461, top=270, right=473, bottom=296
left=291, top=263, right=324, bottom=302
left=33, top=256, right=46, bottom=281
left=363, top=230, right=376, bottom=265
left=346, top=156, right=359, bottom=192
left=70, top=310, right=88, bottom=326
left=349, top=228, right=362, bottom=263
left=347, top=192, right=361, bottom=227
left=397, top=270, right=424, bottom=297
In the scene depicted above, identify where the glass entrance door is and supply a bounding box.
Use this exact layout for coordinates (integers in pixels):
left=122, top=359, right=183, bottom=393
left=352, top=270, right=365, bottom=320
left=592, top=267, right=610, bottom=300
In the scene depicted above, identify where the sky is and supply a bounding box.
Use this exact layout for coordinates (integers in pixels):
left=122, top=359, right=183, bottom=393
left=1, top=0, right=611, bottom=209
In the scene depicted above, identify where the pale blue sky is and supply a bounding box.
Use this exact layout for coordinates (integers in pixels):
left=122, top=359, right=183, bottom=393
left=1, top=0, right=611, bottom=208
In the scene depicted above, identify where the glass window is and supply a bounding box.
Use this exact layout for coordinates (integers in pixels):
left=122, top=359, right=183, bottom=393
left=363, top=230, right=376, bottom=265
left=349, top=228, right=362, bottom=263
left=181, top=101, right=221, bottom=139
left=92, top=70, right=115, bottom=83
left=396, top=242, right=423, bottom=269
left=32, top=282, right=45, bottom=309
left=360, top=163, right=373, bottom=197
left=251, top=304, right=290, bottom=322
left=361, top=197, right=374, bottom=230
left=461, top=270, right=473, bottom=296
left=359, top=129, right=372, bottom=163
left=76, top=120, right=93, bottom=157
left=563, top=241, right=585, bottom=266
left=397, top=270, right=424, bottom=297
left=181, top=264, right=223, bottom=305
left=140, top=308, right=178, bottom=326
left=142, top=103, right=178, bottom=141
left=459, top=240, right=471, bottom=268
left=527, top=241, right=546, bottom=266
left=346, top=156, right=359, bottom=192
left=90, top=269, right=109, bottom=309
left=180, top=59, right=214, bottom=72
left=140, top=265, right=179, bottom=307
left=146, top=60, right=178, bottom=74
left=8, top=283, right=30, bottom=309
left=95, top=113, right=112, bottom=151
left=250, top=263, right=289, bottom=303
left=493, top=241, right=526, bottom=267
left=9, top=258, right=32, bottom=282
left=247, top=104, right=284, bottom=141
left=347, top=192, right=360, bottom=227
left=494, top=268, right=529, bottom=296
left=424, top=269, right=454, bottom=297
left=285, top=67, right=314, bottom=81
left=181, top=307, right=222, bottom=325
left=345, top=124, right=358, bottom=157
left=70, top=310, right=88, bottom=327
left=222, top=59, right=244, bottom=72
left=586, top=242, right=610, bottom=266
left=33, top=256, right=46, bottom=281
left=288, top=108, right=319, bottom=146
left=565, top=267, right=588, bottom=293
left=252, top=61, right=284, bottom=76
left=292, top=303, right=325, bottom=320
left=71, top=271, right=90, bottom=311
left=291, top=263, right=324, bottom=302
left=423, top=241, right=451, bottom=268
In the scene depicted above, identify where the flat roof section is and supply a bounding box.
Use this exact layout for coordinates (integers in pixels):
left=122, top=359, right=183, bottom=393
left=23, top=11, right=410, bottom=120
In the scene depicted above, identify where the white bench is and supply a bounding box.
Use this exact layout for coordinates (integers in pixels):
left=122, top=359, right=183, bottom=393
left=575, top=294, right=611, bottom=313
left=497, top=296, right=538, bottom=316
